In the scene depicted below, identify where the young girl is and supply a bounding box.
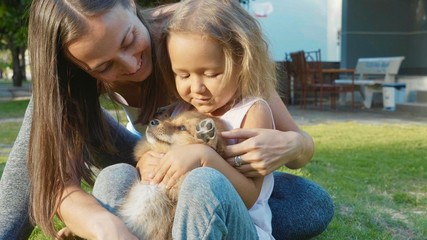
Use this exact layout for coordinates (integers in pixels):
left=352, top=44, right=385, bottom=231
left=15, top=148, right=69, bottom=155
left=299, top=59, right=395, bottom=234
left=154, top=0, right=279, bottom=238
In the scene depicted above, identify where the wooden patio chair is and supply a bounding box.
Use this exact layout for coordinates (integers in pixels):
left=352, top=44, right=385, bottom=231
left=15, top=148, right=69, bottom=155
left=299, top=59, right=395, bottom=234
left=290, top=49, right=355, bottom=110
left=282, top=53, right=294, bottom=105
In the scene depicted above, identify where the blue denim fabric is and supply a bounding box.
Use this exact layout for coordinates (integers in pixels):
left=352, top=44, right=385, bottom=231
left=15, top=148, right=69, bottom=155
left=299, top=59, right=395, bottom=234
left=93, top=165, right=259, bottom=239
left=92, top=163, right=140, bottom=215
left=172, top=167, right=258, bottom=240
left=270, top=172, right=334, bottom=239
left=92, top=164, right=334, bottom=240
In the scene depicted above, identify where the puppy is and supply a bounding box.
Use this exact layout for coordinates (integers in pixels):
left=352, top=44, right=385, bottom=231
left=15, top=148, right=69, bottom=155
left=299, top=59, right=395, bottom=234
left=118, top=110, right=226, bottom=240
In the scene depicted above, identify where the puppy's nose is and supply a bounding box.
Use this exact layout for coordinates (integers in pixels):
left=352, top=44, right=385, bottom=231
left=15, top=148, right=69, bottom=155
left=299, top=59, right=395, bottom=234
left=150, top=119, right=160, bottom=126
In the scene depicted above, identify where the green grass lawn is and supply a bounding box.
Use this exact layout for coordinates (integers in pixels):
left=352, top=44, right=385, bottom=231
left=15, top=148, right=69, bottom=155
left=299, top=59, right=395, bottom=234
left=0, top=99, right=30, bottom=174
left=0, top=99, right=426, bottom=239
left=303, top=123, right=427, bottom=239
left=0, top=99, right=30, bottom=119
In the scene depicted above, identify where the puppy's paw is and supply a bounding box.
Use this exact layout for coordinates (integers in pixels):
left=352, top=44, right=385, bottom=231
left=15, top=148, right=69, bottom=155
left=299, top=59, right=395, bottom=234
left=196, top=118, right=217, bottom=144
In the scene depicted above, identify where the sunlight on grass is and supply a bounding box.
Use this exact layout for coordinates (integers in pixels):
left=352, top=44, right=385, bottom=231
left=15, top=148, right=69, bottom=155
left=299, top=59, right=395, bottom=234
left=0, top=121, right=22, bottom=144
left=301, top=122, right=427, bottom=239
left=0, top=121, right=21, bottom=177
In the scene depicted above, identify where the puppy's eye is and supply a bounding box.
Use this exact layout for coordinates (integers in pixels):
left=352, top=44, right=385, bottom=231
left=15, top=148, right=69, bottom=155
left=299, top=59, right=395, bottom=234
left=177, top=125, right=186, bottom=131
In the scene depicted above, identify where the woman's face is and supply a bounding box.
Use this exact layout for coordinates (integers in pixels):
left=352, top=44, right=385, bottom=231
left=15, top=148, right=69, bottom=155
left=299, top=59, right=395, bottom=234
left=67, top=4, right=152, bottom=84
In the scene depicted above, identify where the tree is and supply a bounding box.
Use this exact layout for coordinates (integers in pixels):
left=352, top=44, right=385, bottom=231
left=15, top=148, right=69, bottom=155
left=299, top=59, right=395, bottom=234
left=0, top=0, right=30, bottom=86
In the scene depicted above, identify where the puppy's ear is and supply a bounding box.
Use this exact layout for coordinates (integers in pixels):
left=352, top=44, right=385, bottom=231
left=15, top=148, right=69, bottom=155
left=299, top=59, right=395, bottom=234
left=154, top=103, right=178, bottom=119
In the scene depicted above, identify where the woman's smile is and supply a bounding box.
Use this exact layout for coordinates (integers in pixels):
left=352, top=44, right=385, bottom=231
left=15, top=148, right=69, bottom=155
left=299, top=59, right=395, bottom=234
left=67, top=4, right=152, bottom=84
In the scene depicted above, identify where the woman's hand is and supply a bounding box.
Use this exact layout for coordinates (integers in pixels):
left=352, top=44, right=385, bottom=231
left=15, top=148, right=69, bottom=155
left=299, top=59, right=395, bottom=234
left=56, top=227, right=73, bottom=239
left=221, top=128, right=314, bottom=177
left=56, top=215, right=137, bottom=240
left=149, top=144, right=215, bottom=188
left=58, top=184, right=138, bottom=240
left=89, top=213, right=138, bottom=240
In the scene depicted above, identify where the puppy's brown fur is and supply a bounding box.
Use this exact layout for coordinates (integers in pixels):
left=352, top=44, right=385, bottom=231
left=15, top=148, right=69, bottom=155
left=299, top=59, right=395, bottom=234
left=119, top=111, right=226, bottom=240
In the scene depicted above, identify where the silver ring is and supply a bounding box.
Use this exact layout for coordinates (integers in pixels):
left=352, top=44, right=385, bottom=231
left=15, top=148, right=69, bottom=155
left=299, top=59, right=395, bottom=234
left=234, top=155, right=243, bottom=167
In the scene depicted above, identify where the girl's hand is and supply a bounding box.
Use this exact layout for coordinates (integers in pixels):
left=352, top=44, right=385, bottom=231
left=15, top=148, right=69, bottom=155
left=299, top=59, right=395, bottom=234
left=136, top=150, right=163, bottom=182
left=221, top=128, right=310, bottom=177
left=149, top=144, right=214, bottom=188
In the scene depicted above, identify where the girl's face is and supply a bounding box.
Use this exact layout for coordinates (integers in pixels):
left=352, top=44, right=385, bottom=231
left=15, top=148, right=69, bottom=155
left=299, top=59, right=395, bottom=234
left=167, top=32, right=239, bottom=116
left=67, top=4, right=152, bottom=84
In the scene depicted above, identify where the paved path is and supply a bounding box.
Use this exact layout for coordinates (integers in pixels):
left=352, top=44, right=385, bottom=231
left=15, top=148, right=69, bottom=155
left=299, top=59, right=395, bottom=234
left=0, top=85, right=32, bottom=102
left=288, top=105, right=427, bottom=126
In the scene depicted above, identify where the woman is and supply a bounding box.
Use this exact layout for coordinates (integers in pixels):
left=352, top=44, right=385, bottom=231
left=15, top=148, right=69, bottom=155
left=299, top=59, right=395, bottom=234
left=0, top=0, right=333, bottom=239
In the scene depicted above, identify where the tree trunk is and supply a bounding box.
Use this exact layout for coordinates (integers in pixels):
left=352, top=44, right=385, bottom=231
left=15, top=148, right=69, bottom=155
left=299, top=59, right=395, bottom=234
left=19, top=47, right=27, bottom=81
left=8, top=37, right=23, bottom=87
left=11, top=47, right=23, bottom=87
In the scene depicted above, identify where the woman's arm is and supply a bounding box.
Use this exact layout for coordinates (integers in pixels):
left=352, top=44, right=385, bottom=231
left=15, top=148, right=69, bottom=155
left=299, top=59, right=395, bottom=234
left=221, top=92, right=315, bottom=177
left=268, top=92, right=315, bottom=168
left=58, top=182, right=137, bottom=240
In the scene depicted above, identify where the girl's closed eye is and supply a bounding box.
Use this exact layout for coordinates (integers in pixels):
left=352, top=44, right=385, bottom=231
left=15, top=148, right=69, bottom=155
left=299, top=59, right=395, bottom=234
left=204, top=73, right=220, bottom=78
left=174, top=72, right=190, bottom=80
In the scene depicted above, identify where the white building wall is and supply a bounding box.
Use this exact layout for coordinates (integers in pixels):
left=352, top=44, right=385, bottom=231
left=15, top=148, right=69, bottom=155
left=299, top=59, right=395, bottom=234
left=247, top=0, right=342, bottom=62
left=327, top=0, right=342, bottom=61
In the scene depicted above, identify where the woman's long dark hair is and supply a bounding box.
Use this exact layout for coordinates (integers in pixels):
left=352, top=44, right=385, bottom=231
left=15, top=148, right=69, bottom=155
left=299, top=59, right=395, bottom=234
left=27, top=0, right=165, bottom=237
